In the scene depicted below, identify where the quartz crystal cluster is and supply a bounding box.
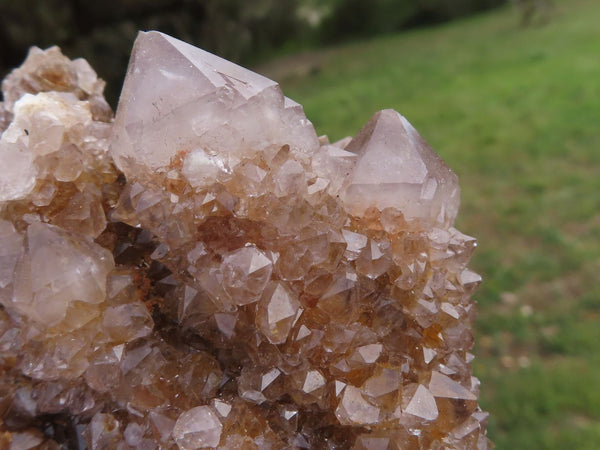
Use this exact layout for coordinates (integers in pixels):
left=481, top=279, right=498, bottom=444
left=0, top=31, right=491, bottom=449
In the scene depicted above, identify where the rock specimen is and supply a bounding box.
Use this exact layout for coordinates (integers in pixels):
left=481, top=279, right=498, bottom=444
left=0, top=31, right=491, bottom=448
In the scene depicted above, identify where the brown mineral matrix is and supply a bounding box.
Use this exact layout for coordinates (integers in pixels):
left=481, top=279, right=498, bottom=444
left=0, top=32, right=491, bottom=449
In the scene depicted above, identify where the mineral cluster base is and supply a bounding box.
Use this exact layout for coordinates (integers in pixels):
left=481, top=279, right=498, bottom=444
left=0, top=31, right=491, bottom=449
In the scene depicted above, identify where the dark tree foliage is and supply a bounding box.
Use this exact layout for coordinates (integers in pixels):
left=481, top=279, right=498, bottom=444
left=320, top=0, right=508, bottom=43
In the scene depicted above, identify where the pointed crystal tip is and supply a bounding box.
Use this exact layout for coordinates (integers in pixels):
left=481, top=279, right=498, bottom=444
left=340, top=109, right=460, bottom=227
left=110, top=31, right=318, bottom=179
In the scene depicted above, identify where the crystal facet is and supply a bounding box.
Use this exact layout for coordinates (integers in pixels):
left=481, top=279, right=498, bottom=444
left=173, top=406, right=223, bottom=449
left=340, top=109, right=460, bottom=227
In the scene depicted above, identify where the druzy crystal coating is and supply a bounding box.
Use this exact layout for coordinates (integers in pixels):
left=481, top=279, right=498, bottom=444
left=0, top=31, right=491, bottom=448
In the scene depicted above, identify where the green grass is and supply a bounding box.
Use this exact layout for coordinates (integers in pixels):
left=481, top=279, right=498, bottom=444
left=256, top=1, right=600, bottom=447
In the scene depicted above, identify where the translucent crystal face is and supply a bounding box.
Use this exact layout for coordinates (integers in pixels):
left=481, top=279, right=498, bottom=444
left=111, top=31, right=319, bottom=178
left=0, top=32, right=490, bottom=449
left=340, top=109, right=460, bottom=228
left=173, top=406, right=223, bottom=449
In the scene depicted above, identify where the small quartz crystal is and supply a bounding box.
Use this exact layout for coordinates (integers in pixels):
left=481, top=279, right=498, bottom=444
left=173, top=406, right=223, bottom=449
left=0, top=31, right=491, bottom=448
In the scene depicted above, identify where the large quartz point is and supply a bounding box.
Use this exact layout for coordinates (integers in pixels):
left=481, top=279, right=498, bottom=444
left=340, top=109, right=460, bottom=227
left=111, top=31, right=318, bottom=180
left=0, top=31, right=491, bottom=449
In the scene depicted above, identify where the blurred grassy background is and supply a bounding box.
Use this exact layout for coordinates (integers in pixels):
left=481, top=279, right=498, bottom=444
left=2, top=0, right=599, bottom=447
left=257, top=0, right=600, bottom=447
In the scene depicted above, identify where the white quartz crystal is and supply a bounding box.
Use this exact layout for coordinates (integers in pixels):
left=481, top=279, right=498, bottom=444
left=11, top=222, right=114, bottom=327
left=340, top=109, right=460, bottom=226
left=111, top=31, right=319, bottom=180
left=173, top=406, right=223, bottom=449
